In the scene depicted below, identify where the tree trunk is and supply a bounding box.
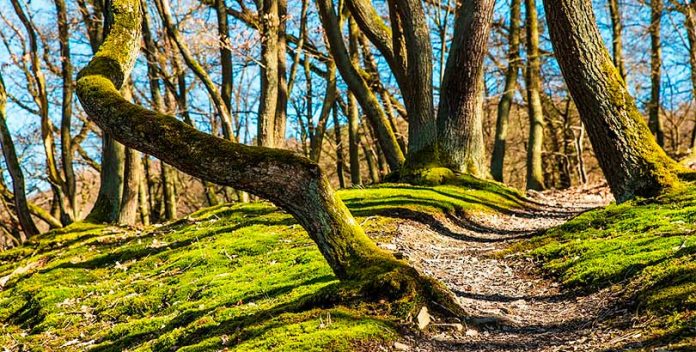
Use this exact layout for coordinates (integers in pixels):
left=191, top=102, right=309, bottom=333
left=138, top=154, right=151, bottom=226
left=437, top=0, right=495, bottom=177
left=274, top=0, right=288, bottom=146
left=257, top=0, right=280, bottom=147
left=389, top=0, right=437, bottom=170
left=0, top=73, right=40, bottom=238
left=608, top=0, right=626, bottom=81
left=491, top=0, right=521, bottom=182
left=648, top=0, right=665, bottom=147
left=524, top=0, right=545, bottom=191
left=88, top=133, right=125, bottom=223
left=215, top=0, right=233, bottom=114
left=316, top=0, right=405, bottom=170
left=348, top=90, right=362, bottom=185
left=346, top=0, right=437, bottom=169
left=55, top=0, right=78, bottom=221
left=333, top=105, right=347, bottom=188
left=119, top=147, right=142, bottom=224
left=543, top=0, right=683, bottom=202
left=161, top=163, right=177, bottom=220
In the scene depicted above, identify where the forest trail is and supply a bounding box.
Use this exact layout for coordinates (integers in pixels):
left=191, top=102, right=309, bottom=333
left=380, top=185, right=641, bottom=352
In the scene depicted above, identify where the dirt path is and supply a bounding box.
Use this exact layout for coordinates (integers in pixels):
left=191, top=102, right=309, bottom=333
left=380, top=186, right=645, bottom=351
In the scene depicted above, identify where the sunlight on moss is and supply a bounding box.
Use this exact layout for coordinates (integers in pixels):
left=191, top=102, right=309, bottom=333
left=510, top=185, right=696, bottom=350
left=0, top=180, right=523, bottom=350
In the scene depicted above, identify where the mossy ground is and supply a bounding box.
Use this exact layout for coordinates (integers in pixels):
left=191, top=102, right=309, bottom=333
left=0, top=177, right=524, bottom=351
left=509, top=185, right=696, bottom=351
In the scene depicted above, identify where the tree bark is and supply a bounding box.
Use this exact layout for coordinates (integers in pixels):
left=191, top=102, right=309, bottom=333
left=0, top=73, right=40, bottom=238
left=257, top=0, right=281, bottom=147
left=215, top=0, right=233, bottom=115
left=88, top=133, right=126, bottom=223
left=524, top=0, right=545, bottom=191
left=543, top=0, right=683, bottom=202
left=161, top=163, right=177, bottom=220
left=436, top=0, right=495, bottom=177
left=491, top=0, right=521, bottom=182
left=119, top=147, right=142, bottom=224
left=275, top=0, right=289, bottom=146
left=648, top=0, right=665, bottom=147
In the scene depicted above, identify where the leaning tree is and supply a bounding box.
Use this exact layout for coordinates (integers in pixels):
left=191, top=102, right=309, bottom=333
left=543, top=0, right=686, bottom=202
left=75, top=0, right=483, bottom=321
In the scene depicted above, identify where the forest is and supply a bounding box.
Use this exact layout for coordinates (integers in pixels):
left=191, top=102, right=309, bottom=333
left=0, top=0, right=694, bottom=350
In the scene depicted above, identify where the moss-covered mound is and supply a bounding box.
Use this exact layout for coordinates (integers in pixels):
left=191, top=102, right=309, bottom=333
left=0, top=179, right=524, bottom=351
left=510, top=186, right=696, bottom=351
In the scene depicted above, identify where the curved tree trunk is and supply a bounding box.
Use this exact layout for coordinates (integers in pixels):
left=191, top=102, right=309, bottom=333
left=491, top=0, right=521, bottom=182
left=75, top=0, right=475, bottom=320
left=543, top=0, right=683, bottom=202
left=0, top=73, right=40, bottom=238
left=524, top=0, right=545, bottom=191
left=437, top=0, right=495, bottom=177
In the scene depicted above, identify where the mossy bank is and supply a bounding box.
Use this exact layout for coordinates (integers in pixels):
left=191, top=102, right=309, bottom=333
left=0, top=179, right=522, bottom=351
left=509, top=185, right=696, bottom=351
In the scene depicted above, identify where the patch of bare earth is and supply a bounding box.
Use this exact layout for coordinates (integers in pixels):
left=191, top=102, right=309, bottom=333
left=376, top=185, right=650, bottom=351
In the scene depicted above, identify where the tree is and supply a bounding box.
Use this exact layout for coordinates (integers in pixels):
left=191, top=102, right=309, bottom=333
left=76, top=0, right=467, bottom=317
left=524, top=0, right=545, bottom=190
left=11, top=0, right=73, bottom=224
left=316, top=0, right=405, bottom=171
left=345, top=0, right=435, bottom=170
left=543, top=0, right=684, bottom=202
left=608, top=0, right=626, bottom=81
left=437, top=0, right=496, bottom=177
left=649, top=0, right=665, bottom=147
left=491, top=0, right=522, bottom=182
left=0, top=72, right=39, bottom=238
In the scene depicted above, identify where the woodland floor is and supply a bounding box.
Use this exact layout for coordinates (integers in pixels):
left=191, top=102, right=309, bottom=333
left=0, top=181, right=693, bottom=351
left=376, top=185, right=646, bottom=351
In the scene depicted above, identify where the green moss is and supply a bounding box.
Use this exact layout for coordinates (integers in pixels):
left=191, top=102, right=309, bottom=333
left=0, top=181, right=525, bottom=350
left=0, top=202, right=396, bottom=351
left=509, top=184, right=696, bottom=350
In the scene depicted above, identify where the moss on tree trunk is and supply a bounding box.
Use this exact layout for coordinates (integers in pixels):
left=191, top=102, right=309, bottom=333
left=543, top=0, right=684, bottom=202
